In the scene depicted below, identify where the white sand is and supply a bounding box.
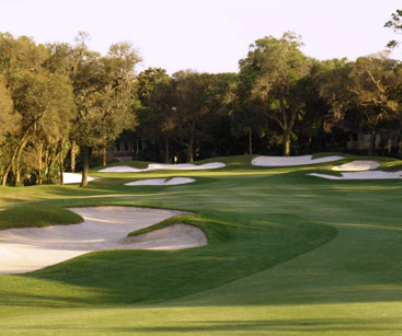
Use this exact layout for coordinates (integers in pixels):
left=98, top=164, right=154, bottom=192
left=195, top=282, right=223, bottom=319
left=0, top=207, right=207, bottom=274
left=125, top=177, right=195, bottom=186
left=309, top=171, right=402, bottom=180
left=146, top=162, right=225, bottom=170
left=332, top=160, right=380, bottom=171
left=252, top=155, right=344, bottom=167
left=99, top=162, right=225, bottom=173
left=63, top=173, right=97, bottom=184
left=99, top=166, right=142, bottom=173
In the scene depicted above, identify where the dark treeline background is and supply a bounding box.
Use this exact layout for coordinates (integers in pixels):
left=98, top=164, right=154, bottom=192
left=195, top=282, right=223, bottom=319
left=1, top=10, right=402, bottom=187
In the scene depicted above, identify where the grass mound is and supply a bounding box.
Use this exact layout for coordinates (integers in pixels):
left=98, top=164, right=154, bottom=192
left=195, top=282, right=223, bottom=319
left=0, top=153, right=401, bottom=335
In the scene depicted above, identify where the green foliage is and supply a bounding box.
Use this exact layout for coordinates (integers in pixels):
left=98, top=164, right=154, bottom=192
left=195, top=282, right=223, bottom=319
left=239, top=32, right=310, bottom=155
left=1, top=24, right=402, bottom=188
left=0, top=75, right=16, bottom=143
left=385, top=9, right=402, bottom=48
left=137, top=67, right=169, bottom=107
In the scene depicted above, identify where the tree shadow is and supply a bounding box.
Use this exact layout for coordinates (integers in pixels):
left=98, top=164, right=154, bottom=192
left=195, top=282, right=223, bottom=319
left=1, top=317, right=401, bottom=334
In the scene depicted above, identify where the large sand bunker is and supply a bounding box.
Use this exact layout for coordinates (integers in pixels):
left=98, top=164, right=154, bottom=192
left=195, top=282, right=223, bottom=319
left=0, top=207, right=207, bottom=274
left=252, top=155, right=344, bottom=167
left=125, top=177, right=195, bottom=186
left=309, top=171, right=402, bottom=180
left=99, top=162, right=225, bottom=173
left=332, top=160, right=380, bottom=171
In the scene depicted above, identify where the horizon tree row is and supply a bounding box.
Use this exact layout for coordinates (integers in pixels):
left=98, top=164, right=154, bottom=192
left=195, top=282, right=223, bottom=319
left=133, top=32, right=402, bottom=164
left=1, top=9, right=402, bottom=187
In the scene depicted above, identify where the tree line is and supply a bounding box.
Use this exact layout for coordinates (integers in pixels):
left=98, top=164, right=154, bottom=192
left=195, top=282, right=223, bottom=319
left=134, top=32, right=402, bottom=162
left=1, top=10, right=402, bottom=187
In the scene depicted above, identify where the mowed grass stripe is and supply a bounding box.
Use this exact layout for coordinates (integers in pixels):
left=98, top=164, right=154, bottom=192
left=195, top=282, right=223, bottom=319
left=0, top=154, right=401, bottom=335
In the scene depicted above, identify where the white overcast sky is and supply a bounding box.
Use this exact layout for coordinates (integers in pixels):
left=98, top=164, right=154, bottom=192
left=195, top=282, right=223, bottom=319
left=0, top=0, right=401, bottom=74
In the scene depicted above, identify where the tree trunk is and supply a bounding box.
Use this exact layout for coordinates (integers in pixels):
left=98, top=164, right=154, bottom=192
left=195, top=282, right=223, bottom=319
left=248, top=127, right=253, bottom=155
left=399, top=139, right=402, bottom=159
left=369, top=129, right=377, bottom=156
left=187, top=148, right=194, bottom=163
left=59, top=140, right=64, bottom=186
left=187, top=132, right=194, bottom=163
left=102, top=138, right=107, bottom=167
left=1, top=164, right=12, bottom=187
left=307, top=135, right=312, bottom=154
left=0, top=160, right=3, bottom=186
left=283, top=129, right=291, bottom=156
left=44, top=147, right=50, bottom=183
left=14, top=164, right=22, bottom=187
left=2, top=131, right=31, bottom=187
left=80, top=146, right=93, bottom=187
left=37, top=142, right=43, bottom=185
left=13, top=137, right=30, bottom=187
left=2, top=148, right=18, bottom=187
left=165, top=138, right=170, bottom=163
left=70, top=140, right=77, bottom=172
left=46, top=147, right=60, bottom=184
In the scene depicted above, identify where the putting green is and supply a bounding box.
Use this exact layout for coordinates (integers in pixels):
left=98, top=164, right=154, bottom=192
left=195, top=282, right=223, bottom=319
left=0, top=154, right=401, bottom=335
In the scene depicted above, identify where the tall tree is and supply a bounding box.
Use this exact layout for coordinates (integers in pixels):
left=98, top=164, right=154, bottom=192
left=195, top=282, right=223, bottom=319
left=10, top=72, right=75, bottom=186
left=348, top=53, right=399, bottom=155
left=98, top=42, right=141, bottom=166
left=140, top=70, right=175, bottom=162
left=0, top=33, right=75, bottom=186
left=240, top=32, right=310, bottom=155
left=202, top=73, right=239, bottom=157
left=169, top=70, right=215, bottom=162
left=234, top=58, right=265, bottom=155
left=70, top=35, right=141, bottom=186
left=318, top=54, right=400, bottom=155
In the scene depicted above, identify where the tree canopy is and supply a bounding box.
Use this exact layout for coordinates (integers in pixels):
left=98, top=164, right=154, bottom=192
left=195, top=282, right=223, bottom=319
left=1, top=15, right=402, bottom=187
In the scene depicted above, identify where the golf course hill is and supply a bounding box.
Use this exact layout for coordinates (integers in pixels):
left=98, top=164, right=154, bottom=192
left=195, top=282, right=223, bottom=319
left=0, top=153, right=401, bottom=335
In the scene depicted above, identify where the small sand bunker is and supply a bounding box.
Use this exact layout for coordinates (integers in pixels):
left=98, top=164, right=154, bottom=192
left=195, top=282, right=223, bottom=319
left=125, top=177, right=195, bottom=186
left=309, top=171, right=402, bottom=180
left=99, top=162, right=225, bottom=173
left=99, top=166, right=140, bottom=173
left=0, top=207, right=207, bottom=274
left=252, top=155, right=344, bottom=167
left=63, top=173, right=97, bottom=184
left=124, top=224, right=207, bottom=250
left=332, top=160, right=380, bottom=171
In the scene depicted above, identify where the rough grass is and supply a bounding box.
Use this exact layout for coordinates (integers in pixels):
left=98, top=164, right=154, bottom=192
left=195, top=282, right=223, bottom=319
left=0, top=154, right=401, bottom=335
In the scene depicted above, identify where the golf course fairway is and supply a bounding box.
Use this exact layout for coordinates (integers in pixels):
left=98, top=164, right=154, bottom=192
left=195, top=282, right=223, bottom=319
left=0, top=154, right=401, bottom=335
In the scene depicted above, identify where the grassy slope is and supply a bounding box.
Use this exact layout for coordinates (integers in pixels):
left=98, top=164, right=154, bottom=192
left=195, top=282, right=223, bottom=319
left=0, top=154, right=401, bottom=335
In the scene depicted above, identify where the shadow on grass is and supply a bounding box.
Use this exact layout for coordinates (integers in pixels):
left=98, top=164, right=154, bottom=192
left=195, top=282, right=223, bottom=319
left=1, top=318, right=401, bottom=333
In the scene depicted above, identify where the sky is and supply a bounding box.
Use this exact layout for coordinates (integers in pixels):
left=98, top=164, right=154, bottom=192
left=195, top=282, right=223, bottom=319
left=0, top=0, right=401, bottom=74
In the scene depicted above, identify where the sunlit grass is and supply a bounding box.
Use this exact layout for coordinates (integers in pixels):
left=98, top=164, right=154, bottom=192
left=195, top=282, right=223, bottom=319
left=0, top=153, right=401, bottom=335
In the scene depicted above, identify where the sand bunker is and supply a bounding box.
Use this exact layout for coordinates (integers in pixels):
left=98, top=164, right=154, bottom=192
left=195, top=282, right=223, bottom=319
left=332, top=160, right=380, bottom=171
left=99, top=162, right=225, bottom=173
left=252, top=155, right=344, bottom=167
left=63, top=173, right=97, bottom=184
left=0, top=207, right=207, bottom=274
left=309, top=171, right=402, bottom=180
left=125, top=177, right=195, bottom=186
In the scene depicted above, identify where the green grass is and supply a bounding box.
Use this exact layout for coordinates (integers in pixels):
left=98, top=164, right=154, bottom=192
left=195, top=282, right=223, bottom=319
left=0, top=154, right=401, bottom=335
